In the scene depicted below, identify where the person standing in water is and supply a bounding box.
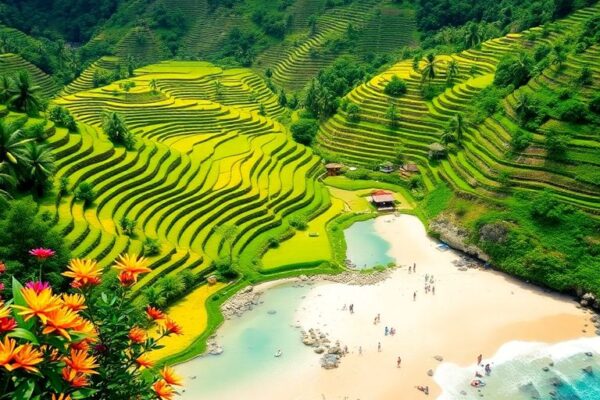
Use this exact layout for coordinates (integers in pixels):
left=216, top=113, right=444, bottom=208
left=477, top=354, right=483, bottom=365
left=413, top=291, right=417, bottom=301
left=378, top=342, right=382, bottom=352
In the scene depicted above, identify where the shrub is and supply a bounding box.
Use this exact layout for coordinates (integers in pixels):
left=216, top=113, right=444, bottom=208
left=0, top=255, right=184, bottom=400
left=494, top=53, right=533, bottom=88
left=510, top=129, right=532, bottom=151
left=213, top=257, right=239, bottom=279
left=557, top=99, right=587, bottom=123
left=577, top=65, right=592, bottom=85
left=291, top=118, right=319, bottom=145
left=346, top=103, right=361, bottom=122
left=289, top=216, right=308, bottom=230
left=531, top=190, right=569, bottom=224
left=268, top=237, right=280, bottom=248
left=545, top=129, right=569, bottom=159
left=74, top=181, right=95, bottom=206
left=143, top=237, right=161, bottom=256
left=59, top=176, right=69, bottom=195
left=120, top=217, right=136, bottom=236
left=384, top=75, right=407, bottom=96
left=590, top=94, right=600, bottom=115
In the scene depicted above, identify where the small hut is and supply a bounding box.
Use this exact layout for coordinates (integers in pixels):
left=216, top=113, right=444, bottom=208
left=400, top=162, right=419, bottom=177
left=370, top=190, right=395, bottom=211
left=428, top=143, right=446, bottom=160
left=325, top=163, right=343, bottom=176
left=379, top=161, right=395, bottom=173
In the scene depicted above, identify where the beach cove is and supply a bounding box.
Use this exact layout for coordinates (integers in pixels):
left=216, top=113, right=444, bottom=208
left=176, top=214, right=596, bottom=399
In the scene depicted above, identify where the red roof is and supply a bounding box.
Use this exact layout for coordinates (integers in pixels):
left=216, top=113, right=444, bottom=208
left=372, top=190, right=391, bottom=196
left=372, top=193, right=395, bottom=203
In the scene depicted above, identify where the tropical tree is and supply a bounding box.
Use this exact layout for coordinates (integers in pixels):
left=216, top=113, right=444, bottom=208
left=0, top=74, right=12, bottom=103
left=446, top=60, right=460, bottom=85
left=0, top=161, right=15, bottom=200
left=420, top=53, right=439, bottom=86
left=21, top=142, right=55, bottom=196
left=0, top=122, right=30, bottom=174
left=385, top=103, right=399, bottom=128
left=440, top=129, right=455, bottom=145
left=149, top=79, right=158, bottom=94
left=101, top=111, right=135, bottom=149
left=464, top=22, right=482, bottom=48
left=551, top=44, right=567, bottom=68
left=449, top=113, right=466, bottom=144
left=7, top=71, right=44, bottom=115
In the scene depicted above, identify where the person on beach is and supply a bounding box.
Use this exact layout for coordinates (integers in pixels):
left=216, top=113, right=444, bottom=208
left=359, top=346, right=362, bottom=355
left=377, top=313, right=380, bottom=323
left=385, top=326, right=389, bottom=336
left=349, top=304, right=354, bottom=314
left=432, top=285, right=435, bottom=295
left=477, top=354, right=483, bottom=365
left=342, top=304, right=347, bottom=311
left=414, top=262, right=416, bottom=272
left=390, top=327, right=396, bottom=336
left=413, top=291, right=417, bottom=301
left=397, top=356, right=402, bottom=368
left=378, top=342, right=382, bottom=352
left=485, top=364, right=492, bottom=375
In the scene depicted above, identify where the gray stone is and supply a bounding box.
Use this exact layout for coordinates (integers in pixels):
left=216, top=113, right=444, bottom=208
left=434, top=355, right=444, bottom=362
left=427, top=369, right=434, bottom=376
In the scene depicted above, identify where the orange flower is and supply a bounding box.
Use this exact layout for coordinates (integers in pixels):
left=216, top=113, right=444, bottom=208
left=63, top=349, right=98, bottom=375
left=72, top=317, right=97, bottom=341
left=61, top=366, right=90, bottom=387
left=0, top=336, right=17, bottom=369
left=70, top=341, right=90, bottom=352
left=160, top=319, right=183, bottom=336
left=135, top=354, right=154, bottom=369
left=51, top=394, right=72, bottom=400
left=12, top=286, right=62, bottom=324
left=63, top=258, right=102, bottom=288
left=152, top=379, right=175, bottom=400
left=0, top=317, right=17, bottom=333
left=42, top=306, right=82, bottom=340
left=113, top=254, right=151, bottom=285
left=160, top=366, right=183, bottom=386
left=146, top=306, right=165, bottom=321
left=128, top=326, right=146, bottom=344
left=0, top=300, right=10, bottom=319
left=0, top=261, right=5, bottom=273
left=61, top=293, right=87, bottom=312
left=7, top=344, right=43, bottom=373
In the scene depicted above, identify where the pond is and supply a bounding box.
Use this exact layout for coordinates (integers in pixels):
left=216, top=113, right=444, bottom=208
left=343, top=218, right=394, bottom=269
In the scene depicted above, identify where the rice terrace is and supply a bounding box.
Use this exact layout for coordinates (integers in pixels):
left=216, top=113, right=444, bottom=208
left=0, top=0, right=599, bottom=399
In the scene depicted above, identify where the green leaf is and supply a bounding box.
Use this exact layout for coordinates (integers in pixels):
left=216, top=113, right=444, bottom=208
left=13, top=379, right=36, bottom=399
left=7, top=328, right=39, bottom=345
left=11, top=277, right=34, bottom=330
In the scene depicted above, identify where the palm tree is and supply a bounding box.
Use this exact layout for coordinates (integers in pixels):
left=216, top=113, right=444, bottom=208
left=440, top=129, right=455, bottom=145
left=21, top=142, right=55, bottom=196
left=420, top=53, right=438, bottom=86
left=0, top=75, right=12, bottom=103
left=0, top=162, right=15, bottom=200
left=0, top=123, right=30, bottom=171
left=446, top=60, right=460, bottom=85
left=464, top=22, right=482, bottom=48
left=8, top=71, right=43, bottom=115
left=149, top=79, right=158, bottom=94
left=101, top=111, right=129, bottom=144
left=449, top=113, right=466, bottom=144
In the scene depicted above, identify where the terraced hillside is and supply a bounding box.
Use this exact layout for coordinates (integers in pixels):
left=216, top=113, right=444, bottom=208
left=255, top=0, right=418, bottom=91
left=115, top=26, right=170, bottom=65
left=0, top=53, right=59, bottom=98
left=317, top=3, right=600, bottom=212
left=49, top=61, right=331, bottom=298
left=61, top=56, right=122, bottom=95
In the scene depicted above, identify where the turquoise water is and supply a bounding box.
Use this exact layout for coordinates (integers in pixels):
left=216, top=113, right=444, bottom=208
left=344, top=218, right=394, bottom=269
left=437, top=339, right=600, bottom=400
left=176, top=283, right=314, bottom=399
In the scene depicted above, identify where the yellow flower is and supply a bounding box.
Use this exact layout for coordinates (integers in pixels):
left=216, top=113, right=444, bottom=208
left=61, top=293, right=87, bottom=312
left=0, top=336, right=17, bottom=369
left=7, top=343, right=43, bottom=373
left=63, top=349, right=98, bottom=375
left=113, top=254, right=151, bottom=285
left=62, top=259, right=102, bottom=288
left=160, top=366, right=183, bottom=386
left=42, top=306, right=82, bottom=340
left=13, top=287, right=62, bottom=324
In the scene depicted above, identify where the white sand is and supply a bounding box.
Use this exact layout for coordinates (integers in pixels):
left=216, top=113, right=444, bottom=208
left=191, top=215, right=593, bottom=400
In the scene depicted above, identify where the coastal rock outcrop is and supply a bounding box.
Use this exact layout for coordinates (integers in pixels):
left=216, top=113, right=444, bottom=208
left=429, top=217, right=490, bottom=262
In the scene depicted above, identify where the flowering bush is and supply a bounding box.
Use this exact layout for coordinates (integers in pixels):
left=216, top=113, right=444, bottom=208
left=0, top=253, right=184, bottom=400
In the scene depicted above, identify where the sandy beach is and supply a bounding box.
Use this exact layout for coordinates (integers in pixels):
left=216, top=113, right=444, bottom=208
left=179, top=214, right=594, bottom=400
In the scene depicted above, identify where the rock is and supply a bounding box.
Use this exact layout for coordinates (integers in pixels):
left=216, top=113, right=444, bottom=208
left=434, top=355, right=444, bottom=362
left=585, top=352, right=594, bottom=357
left=460, top=390, right=467, bottom=396
left=591, top=316, right=598, bottom=323
left=429, top=217, right=490, bottom=262
left=459, top=267, right=468, bottom=271
left=314, top=347, right=325, bottom=354
left=267, top=310, right=277, bottom=315
left=241, top=286, right=253, bottom=294
left=583, top=366, right=593, bottom=374
left=542, top=367, right=550, bottom=372
left=581, top=300, right=589, bottom=307
left=427, top=369, right=434, bottom=376
left=299, top=275, right=308, bottom=281
left=320, top=354, right=340, bottom=369
left=583, top=293, right=596, bottom=302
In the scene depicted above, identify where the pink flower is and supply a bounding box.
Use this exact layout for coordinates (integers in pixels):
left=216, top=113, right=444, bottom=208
left=25, top=281, right=51, bottom=294
left=0, top=283, right=4, bottom=292
left=29, top=248, right=55, bottom=260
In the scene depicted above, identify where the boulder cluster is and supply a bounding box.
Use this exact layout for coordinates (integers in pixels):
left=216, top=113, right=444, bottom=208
left=300, top=328, right=346, bottom=369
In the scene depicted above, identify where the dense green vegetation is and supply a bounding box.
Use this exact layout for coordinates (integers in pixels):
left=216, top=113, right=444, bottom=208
left=0, top=0, right=598, bottom=370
